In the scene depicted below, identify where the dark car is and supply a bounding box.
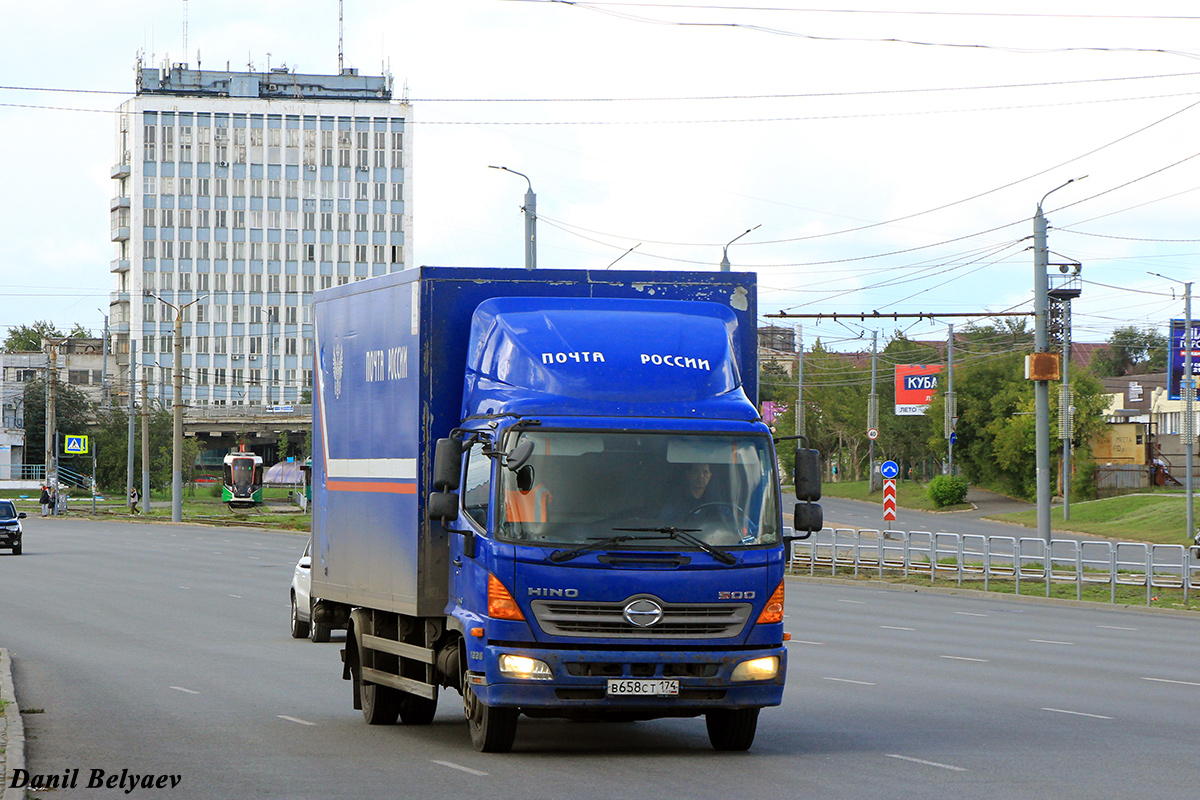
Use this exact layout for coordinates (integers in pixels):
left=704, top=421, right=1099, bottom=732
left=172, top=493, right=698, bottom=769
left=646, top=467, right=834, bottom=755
left=0, top=499, right=26, bottom=555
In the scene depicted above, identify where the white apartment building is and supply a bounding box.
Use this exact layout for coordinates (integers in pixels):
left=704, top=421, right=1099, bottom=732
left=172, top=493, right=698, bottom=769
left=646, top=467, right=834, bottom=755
left=109, top=62, right=413, bottom=407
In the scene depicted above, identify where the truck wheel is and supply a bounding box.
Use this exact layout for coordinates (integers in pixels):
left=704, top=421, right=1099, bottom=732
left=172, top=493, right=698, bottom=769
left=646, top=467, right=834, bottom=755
left=705, top=708, right=759, bottom=751
left=398, top=692, right=438, bottom=725
left=463, top=680, right=518, bottom=752
left=361, top=681, right=401, bottom=725
left=310, top=601, right=331, bottom=643
left=290, top=595, right=309, bottom=639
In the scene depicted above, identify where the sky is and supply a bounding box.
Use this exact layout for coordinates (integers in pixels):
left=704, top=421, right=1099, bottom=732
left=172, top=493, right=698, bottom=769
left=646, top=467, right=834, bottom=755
left=3, top=0, right=1200, bottom=352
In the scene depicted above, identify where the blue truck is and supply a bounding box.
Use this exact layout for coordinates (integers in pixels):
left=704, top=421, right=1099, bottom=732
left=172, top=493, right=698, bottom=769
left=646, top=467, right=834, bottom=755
left=310, top=266, right=822, bottom=752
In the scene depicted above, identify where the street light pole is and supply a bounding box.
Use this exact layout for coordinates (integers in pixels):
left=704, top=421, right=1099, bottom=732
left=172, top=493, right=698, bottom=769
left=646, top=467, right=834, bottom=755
left=150, top=293, right=206, bottom=522
left=720, top=225, right=761, bottom=272
left=1034, top=177, right=1083, bottom=543
left=489, top=166, right=536, bottom=270
left=1151, top=273, right=1195, bottom=541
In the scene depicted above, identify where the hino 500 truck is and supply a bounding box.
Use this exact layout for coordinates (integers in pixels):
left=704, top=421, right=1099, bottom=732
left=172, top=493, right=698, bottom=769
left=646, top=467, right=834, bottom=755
left=310, top=267, right=822, bottom=752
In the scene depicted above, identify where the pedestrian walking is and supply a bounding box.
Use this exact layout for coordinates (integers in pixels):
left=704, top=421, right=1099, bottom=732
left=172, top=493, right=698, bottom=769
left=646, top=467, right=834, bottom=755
left=129, top=486, right=140, bottom=515
left=40, top=485, right=50, bottom=517
left=49, top=486, right=58, bottom=517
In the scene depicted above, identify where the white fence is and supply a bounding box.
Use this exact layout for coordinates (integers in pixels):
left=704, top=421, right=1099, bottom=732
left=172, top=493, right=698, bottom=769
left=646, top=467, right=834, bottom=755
left=789, top=527, right=1200, bottom=607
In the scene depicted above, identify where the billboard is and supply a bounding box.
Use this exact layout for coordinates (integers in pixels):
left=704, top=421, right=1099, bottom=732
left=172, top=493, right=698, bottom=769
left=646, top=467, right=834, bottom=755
left=895, top=364, right=943, bottom=415
left=1167, top=319, right=1200, bottom=401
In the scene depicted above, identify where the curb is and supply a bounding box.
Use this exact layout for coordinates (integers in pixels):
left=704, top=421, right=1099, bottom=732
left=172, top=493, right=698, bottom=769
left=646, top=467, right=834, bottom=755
left=0, top=648, right=25, bottom=800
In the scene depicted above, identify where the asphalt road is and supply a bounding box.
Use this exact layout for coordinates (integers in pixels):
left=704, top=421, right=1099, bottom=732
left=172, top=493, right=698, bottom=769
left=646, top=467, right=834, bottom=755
left=2, top=516, right=1199, bottom=799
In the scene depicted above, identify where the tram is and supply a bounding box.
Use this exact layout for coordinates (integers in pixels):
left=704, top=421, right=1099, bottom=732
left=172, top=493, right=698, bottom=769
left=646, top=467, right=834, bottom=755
left=222, top=451, right=264, bottom=508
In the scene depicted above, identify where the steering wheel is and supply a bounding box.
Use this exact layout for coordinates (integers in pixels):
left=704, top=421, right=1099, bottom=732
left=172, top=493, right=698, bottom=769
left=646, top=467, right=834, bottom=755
left=687, top=502, right=745, bottom=521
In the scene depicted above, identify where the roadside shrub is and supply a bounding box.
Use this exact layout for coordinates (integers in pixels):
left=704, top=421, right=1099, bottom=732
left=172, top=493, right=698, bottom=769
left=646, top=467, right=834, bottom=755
left=927, top=475, right=969, bottom=508
left=209, top=483, right=223, bottom=498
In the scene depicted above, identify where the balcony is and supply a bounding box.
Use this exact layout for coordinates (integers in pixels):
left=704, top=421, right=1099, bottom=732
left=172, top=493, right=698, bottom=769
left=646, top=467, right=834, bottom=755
left=110, top=195, right=131, bottom=212
left=110, top=258, right=130, bottom=273
left=110, top=227, right=130, bottom=242
left=111, top=153, right=131, bottom=180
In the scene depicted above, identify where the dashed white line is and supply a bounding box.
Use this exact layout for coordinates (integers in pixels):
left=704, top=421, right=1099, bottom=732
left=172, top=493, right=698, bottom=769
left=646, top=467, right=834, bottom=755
left=791, top=640, right=825, bottom=646
left=277, top=715, right=317, bottom=726
left=837, top=599, right=865, bottom=605
left=1029, top=639, right=1074, bottom=646
left=178, top=586, right=191, bottom=590
left=169, top=686, right=200, bottom=695
left=940, top=655, right=989, bottom=663
left=886, top=754, right=967, bottom=772
left=1098, top=625, right=1137, bottom=631
left=432, top=760, right=489, bottom=776
left=1143, top=677, right=1200, bottom=687
left=228, top=594, right=242, bottom=598
left=953, top=611, right=988, bottom=617
left=1042, top=707, right=1112, bottom=720
left=823, top=677, right=876, bottom=686
left=880, top=625, right=916, bottom=631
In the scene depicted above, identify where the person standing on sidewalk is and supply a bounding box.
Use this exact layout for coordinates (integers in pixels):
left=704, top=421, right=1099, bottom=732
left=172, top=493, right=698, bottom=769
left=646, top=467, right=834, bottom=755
left=129, top=486, right=140, bottom=515
left=39, top=485, right=50, bottom=517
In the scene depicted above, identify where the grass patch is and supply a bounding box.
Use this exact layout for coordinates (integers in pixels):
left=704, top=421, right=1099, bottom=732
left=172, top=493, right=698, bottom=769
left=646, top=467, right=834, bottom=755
left=986, top=494, right=1193, bottom=546
left=819, top=480, right=972, bottom=513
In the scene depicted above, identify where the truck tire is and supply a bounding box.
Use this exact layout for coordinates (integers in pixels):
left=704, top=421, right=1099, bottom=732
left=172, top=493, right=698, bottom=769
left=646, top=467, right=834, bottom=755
left=398, top=692, right=438, bottom=725
left=463, top=680, right=518, bottom=752
left=361, top=681, right=401, bottom=725
left=705, top=708, right=759, bottom=751
left=310, top=601, right=331, bottom=643
left=290, top=594, right=310, bottom=639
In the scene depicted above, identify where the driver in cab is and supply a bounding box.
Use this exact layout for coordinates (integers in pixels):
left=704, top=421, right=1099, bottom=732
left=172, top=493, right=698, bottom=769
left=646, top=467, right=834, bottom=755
left=664, top=463, right=715, bottom=522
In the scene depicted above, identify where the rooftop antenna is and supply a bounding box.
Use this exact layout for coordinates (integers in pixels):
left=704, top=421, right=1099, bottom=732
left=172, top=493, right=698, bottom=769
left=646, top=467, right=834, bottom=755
left=182, top=0, right=188, bottom=64
left=338, top=0, right=344, bottom=73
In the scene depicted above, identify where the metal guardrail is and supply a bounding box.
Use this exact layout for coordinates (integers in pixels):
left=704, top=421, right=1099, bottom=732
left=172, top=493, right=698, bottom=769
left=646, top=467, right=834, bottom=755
left=790, top=527, right=1200, bottom=607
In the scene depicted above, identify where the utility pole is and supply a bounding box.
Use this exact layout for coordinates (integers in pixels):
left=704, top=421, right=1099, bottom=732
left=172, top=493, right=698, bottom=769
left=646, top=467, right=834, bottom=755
left=1061, top=299, right=1074, bottom=520
left=794, top=323, right=804, bottom=438
left=141, top=370, right=150, bottom=514
left=868, top=331, right=879, bottom=492
left=489, top=166, right=537, bottom=270
left=126, top=340, right=136, bottom=511
left=1033, top=178, right=1083, bottom=543
left=945, top=323, right=956, bottom=476
left=150, top=293, right=205, bottom=522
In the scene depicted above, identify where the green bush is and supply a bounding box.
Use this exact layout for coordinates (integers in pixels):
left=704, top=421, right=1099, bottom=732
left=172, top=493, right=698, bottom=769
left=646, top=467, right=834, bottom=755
left=927, top=475, right=969, bottom=508
left=209, top=483, right=223, bottom=498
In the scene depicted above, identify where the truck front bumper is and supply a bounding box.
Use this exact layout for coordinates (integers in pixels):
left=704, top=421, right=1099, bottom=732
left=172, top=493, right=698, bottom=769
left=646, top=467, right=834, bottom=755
left=469, top=643, right=786, bottom=713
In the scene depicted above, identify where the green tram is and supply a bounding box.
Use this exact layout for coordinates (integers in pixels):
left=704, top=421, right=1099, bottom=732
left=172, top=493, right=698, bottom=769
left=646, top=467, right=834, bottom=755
left=222, top=451, right=264, bottom=507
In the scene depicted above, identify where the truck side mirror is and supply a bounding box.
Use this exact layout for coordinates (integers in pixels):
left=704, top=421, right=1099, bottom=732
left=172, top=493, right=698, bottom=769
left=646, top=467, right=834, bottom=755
left=426, top=491, right=459, bottom=521
left=794, top=446, right=822, bottom=502
left=433, top=438, right=463, bottom=491
left=792, top=501, right=822, bottom=536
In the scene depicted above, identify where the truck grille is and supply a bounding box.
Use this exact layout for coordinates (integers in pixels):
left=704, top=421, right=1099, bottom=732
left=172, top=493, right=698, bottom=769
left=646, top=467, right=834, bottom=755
left=531, top=598, right=751, bottom=639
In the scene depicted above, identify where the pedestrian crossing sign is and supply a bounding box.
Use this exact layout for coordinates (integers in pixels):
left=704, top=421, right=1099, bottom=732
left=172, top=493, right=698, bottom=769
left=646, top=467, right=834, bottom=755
left=64, top=435, right=88, bottom=454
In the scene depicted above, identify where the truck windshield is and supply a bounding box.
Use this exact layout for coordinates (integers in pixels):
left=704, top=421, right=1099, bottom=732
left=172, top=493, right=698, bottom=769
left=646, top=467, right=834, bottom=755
left=496, top=431, right=779, bottom=548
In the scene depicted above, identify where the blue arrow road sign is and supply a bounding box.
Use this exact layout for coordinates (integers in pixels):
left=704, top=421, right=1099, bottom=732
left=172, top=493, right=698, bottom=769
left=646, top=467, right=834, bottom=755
left=880, top=460, right=899, bottom=479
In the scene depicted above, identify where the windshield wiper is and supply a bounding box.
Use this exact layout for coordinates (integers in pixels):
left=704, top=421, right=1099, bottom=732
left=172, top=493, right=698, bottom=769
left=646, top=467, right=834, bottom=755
left=549, top=535, right=641, bottom=563
left=613, top=526, right=738, bottom=565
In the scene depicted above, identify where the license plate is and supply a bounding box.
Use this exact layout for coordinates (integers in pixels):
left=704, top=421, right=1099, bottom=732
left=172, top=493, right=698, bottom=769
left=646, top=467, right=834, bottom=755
left=606, top=678, right=679, bottom=697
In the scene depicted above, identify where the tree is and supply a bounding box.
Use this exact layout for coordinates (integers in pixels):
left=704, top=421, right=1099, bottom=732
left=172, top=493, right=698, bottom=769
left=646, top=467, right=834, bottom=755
left=4, top=321, right=65, bottom=353
left=759, top=359, right=794, bottom=404
left=20, top=378, right=95, bottom=469
left=1090, top=326, right=1168, bottom=377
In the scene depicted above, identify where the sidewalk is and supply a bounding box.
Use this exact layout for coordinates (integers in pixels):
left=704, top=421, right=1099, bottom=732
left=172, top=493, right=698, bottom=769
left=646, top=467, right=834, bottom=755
left=0, top=648, right=26, bottom=800
left=959, top=486, right=1035, bottom=519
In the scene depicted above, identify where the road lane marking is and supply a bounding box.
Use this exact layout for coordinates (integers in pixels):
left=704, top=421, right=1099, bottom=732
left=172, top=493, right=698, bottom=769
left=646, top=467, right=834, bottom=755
left=791, top=640, right=825, bottom=646
left=837, top=599, right=865, bottom=604
left=1029, top=639, right=1074, bottom=645
left=277, top=715, right=317, bottom=726
left=1143, top=677, right=1200, bottom=687
left=228, top=594, right=242, bottom=598
left=940, top=655, right=989, bottom=663
left=169, top=686, right=200, bottom=695
left=823, top=677, right=876, bottom=686
left=880, top=625, right=916, bottom=631
left=432, top=761, right=489, bottom=776
left=954, top=611, right=987, bottom=617
left=886, top=754, right=967, bottom=772
left=1098, top=625, right=1137, bottom=631
left=178, top=586, right=191, bottom=590
left=1042, top=708, right=1112, bottom=720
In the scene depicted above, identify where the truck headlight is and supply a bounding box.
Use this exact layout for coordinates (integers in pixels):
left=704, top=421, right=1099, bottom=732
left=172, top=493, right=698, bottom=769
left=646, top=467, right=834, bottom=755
left=498, top=654, right=553, bottom=680
left=731, top=656, right=779, bottom=682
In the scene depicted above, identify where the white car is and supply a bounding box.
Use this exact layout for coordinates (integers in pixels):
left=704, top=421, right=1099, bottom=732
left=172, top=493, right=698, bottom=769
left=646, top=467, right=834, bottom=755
left=290, top=538, right=336, bottom=642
